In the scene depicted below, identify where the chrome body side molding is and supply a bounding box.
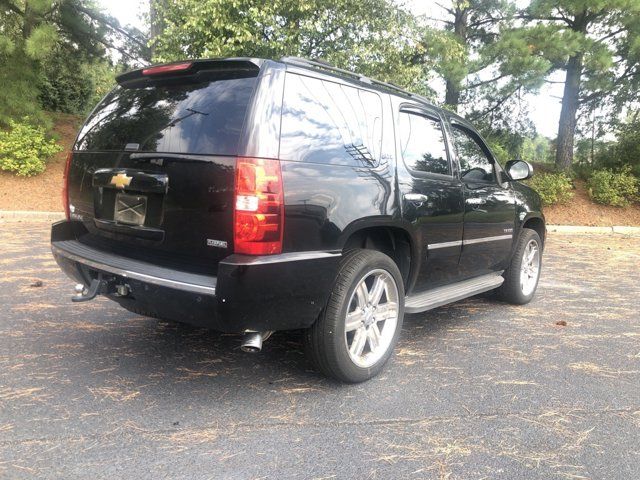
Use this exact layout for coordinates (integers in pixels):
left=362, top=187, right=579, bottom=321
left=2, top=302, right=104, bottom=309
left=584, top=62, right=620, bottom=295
left=428, top=234, right=513, bottom=250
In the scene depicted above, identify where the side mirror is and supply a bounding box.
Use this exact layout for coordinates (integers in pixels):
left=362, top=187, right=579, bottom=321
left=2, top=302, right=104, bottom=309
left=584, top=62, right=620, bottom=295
left=505, top=160, right=533, bottom=181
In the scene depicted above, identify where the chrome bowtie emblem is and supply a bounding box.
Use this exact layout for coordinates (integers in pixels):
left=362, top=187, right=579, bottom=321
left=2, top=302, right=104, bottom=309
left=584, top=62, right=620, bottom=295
left=110, top=173, right=132, bottom=189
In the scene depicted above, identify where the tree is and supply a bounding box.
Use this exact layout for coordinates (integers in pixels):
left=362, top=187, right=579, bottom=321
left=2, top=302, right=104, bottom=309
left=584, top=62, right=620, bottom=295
left=149, top=0, right=434, bottom=95
left=596, top=112, right=640, bottom=176
left=522, top=0, right=640, bottom=171
left=421, top=0, right=516, bottom=111
left=0, top=0, right=147, bottom=124
left=420, top=0, right=552, bottom=121
left=522, top=133, right=552, bottom=163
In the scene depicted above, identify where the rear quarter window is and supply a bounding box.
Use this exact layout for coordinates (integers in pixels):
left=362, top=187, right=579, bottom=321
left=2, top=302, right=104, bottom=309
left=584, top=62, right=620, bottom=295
left=75, top=75, right=257, bottom=155
left=279, top=73, right=383, bottom=166
left=398, top=111, right=450, bottom=176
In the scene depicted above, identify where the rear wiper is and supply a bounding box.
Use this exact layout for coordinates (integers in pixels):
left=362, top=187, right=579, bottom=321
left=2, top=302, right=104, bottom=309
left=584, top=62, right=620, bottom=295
left=167, top=108, right=209, bottom=127
left=135, top=107, right=210, bottom=150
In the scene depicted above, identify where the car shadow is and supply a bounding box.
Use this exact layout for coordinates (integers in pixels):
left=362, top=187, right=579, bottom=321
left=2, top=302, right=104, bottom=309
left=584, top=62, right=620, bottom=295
left=62, top=294, right=501, bottom=395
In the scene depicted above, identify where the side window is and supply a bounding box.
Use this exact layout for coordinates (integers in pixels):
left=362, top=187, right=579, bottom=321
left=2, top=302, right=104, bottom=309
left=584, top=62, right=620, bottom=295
left=451, top=126, right=496, bottom=183
left=398, top=111, right=450, bottom=176
left=279, top=73, right=383, bottom=166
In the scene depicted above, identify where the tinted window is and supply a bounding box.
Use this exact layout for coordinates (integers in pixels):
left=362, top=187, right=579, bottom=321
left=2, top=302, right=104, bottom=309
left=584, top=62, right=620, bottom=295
left=280, top=73, right=383, bottom=166
left=75, top=75, right=257, bottom=154
left=398, top=111, right=449, bottom=175
left=451, top=126, right=496, bottom=182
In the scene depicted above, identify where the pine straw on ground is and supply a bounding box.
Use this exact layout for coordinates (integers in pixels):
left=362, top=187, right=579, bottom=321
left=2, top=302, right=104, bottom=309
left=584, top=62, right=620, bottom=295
left=544, top=180, right=640, bottom=226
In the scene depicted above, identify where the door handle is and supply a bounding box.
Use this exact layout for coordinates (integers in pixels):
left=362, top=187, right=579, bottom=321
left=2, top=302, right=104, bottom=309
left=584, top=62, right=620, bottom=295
left=466, top=198, right=486, bottom=206
left=404, top=193, right=428, bottom=205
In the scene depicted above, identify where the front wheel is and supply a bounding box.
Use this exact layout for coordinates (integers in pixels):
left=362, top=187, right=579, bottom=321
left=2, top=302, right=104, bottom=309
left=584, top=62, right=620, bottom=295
left=304, top=249, right=405, bottom=383
left=497, top=228, right=542, bottom=304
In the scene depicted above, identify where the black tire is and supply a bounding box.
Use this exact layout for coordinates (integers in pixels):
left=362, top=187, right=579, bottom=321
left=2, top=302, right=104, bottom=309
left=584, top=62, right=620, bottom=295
left=497, top=228, right=542, bottom=304
left=304, top=249, right=405, bottom=383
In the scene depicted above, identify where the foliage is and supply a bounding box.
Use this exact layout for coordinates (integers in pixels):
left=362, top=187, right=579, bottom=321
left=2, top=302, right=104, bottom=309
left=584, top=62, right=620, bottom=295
left=0, top=52, right=48, bottom=127
left=419, top=0, right=552, bottom=124
left=522, top=134, right=552, bottom=163
left=38, top=46, right=94, bottom=114
left=149, top=0, right=435, bottom=95
left=571, top=163, right=595, bottom=181
left=37, top=45, right=120, bottom=115
left=0, top=119, right=62, bottom=176
left=83, top=61, right=119, bottom=112
left=519, top=0, right=640, bottom=170
left=587, top=166, right=639, bottom=207
left=0, top=1, right=97, bottom=124
left=527, top=172, right=574, bottom=206
left=596, top=114, right=640, bottom=178
left=0, top=0, right=147, bottom=127
left=486, top=139, right=510, bottom=164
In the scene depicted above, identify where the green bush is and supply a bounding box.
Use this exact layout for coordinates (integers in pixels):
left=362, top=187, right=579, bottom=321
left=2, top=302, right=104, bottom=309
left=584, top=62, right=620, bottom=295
left=526, top=172, right=574, bottom=206
left=571, top=163, right=595, bottom=181
left=38, top=47, right=93, bottom=115
left=0, top=119, right=62, bottom=176
left=596, top=116, right=640, bottom=178
left=587, top=166, right=639, bottom=207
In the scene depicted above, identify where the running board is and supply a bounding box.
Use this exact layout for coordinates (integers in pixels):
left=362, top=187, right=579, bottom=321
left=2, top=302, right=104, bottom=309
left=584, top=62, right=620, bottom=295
left=405, top=272, right=504, bottom=314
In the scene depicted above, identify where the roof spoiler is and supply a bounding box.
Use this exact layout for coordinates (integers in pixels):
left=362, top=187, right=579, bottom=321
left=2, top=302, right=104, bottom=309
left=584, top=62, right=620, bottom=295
left=116, top=58, right=263, bottom=88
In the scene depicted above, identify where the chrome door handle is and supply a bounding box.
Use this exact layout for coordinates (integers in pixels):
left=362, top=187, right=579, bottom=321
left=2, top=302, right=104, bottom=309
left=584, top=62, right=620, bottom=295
left=404, top=193, right=428, bottom=205
left=466, top=198, right=486, bottom=205
left=404, top=193, right=429, bottom=207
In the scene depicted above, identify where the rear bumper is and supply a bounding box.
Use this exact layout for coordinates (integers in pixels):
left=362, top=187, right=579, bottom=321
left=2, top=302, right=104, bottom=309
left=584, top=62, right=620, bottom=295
left=51, top=221, right=341, bottom=332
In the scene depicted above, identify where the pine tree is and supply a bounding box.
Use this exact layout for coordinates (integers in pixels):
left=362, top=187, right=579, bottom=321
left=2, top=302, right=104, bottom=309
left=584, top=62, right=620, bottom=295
left=522, top=0, right=640, bottom=170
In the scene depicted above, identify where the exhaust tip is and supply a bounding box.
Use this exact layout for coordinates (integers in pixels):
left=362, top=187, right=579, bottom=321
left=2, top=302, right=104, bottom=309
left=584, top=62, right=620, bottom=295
left=240, top=344, right=262, bottom=353
left=240, top=331, right=273, bottom=353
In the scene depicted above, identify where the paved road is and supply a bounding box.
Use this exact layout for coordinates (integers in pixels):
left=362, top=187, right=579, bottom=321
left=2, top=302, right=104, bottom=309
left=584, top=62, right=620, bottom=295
left=1, top=221, right=639, bottom=479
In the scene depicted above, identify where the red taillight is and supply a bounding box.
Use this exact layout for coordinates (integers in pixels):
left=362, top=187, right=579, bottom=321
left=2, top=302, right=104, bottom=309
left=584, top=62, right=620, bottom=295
left=62, top=152, right=72, bottom=220
left=234, top=157, right=284, bottom=255
left=142, top=62, right=193, bottom=76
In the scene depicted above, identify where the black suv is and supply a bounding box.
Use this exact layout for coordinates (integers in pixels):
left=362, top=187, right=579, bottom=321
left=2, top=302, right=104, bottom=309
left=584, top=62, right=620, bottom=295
left=51, top=57, right=545, bottom=382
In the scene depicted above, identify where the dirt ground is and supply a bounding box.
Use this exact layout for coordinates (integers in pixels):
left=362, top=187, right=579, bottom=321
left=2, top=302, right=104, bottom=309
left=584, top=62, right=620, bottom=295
left=1, top=221, right=639, bottom=479
left=0, top=113, right=81, bottom=212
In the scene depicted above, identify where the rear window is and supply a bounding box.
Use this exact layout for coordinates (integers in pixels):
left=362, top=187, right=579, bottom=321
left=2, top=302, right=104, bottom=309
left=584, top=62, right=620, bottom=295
left=279, top=73, right=383, bottom=166
left=74, top=74, right=257, bottom=154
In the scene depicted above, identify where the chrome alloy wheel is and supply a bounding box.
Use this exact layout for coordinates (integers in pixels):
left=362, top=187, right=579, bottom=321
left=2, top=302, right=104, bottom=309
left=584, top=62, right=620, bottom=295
left=344, top=269, right=399, bottom=369
left=520, top=239, right=540, bottom=296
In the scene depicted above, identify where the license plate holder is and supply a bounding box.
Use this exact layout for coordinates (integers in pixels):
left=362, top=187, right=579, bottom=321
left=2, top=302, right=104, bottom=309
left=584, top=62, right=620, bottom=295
left=114, top=193, right=147, bottom=226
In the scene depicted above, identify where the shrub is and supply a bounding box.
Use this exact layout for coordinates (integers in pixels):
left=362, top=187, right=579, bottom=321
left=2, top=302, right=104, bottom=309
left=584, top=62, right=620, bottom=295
left=38, top=48, right=93, bottom=115
left=587, top=166, right=639, bottom=207
left=0, top=119, right=62, bottom=176
left=527, top=172, right=574, bottom=206
left=596, top=116, right=640, bottom=178
left=571, top=163, right=595, bottom=181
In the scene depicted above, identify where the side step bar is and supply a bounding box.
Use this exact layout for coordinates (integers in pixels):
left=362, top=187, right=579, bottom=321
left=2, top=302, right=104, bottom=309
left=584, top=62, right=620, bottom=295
left=405, top=272, right=504, bottom=314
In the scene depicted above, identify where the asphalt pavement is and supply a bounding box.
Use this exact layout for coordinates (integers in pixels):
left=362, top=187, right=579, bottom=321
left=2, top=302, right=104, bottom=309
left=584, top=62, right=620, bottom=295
left=1, top=220, right=639, bottom=479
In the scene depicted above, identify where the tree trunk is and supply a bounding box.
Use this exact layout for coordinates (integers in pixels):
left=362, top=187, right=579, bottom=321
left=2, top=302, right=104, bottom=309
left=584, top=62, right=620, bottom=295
left=555, top=53, right=583, bottom=171
left=149, top=0, right=167, bottom=56
left=22, top=3, right=36, bottom=40
left=445, top=79, right=460, bottom=110
left=444, top=5, right=468, bottom=112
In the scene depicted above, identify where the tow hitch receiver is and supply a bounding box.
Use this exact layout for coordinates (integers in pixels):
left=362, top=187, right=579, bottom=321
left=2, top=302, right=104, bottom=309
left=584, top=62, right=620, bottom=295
left=72, top=274, right=111, bottom=302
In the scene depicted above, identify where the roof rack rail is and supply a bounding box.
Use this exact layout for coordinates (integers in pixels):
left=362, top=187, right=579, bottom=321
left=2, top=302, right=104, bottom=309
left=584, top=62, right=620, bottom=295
left=280, top=56, right=432, bottom=105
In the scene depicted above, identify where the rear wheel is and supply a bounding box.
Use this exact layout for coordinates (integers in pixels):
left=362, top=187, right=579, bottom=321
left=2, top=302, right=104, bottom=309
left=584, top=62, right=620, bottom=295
left=304, top=249, right=405, bottom=383
left=497, top=228, right=542, bottom=304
